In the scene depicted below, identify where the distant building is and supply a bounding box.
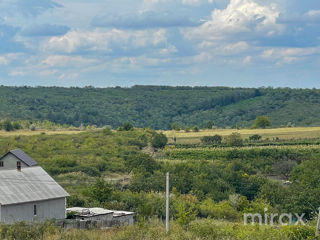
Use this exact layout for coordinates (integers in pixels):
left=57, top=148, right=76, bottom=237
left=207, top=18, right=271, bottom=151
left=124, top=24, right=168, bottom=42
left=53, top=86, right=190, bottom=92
left=0, top=149, right=38, bottom=170
left=0, top=149, right=69, bottom=224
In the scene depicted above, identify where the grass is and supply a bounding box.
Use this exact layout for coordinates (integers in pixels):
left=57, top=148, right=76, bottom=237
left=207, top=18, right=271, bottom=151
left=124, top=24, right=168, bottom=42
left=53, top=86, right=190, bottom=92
left=164, top=127, right=320, bottom=144
left=3, top=218, right=317, bottom=240
left=0, top=129, right=85, bottom=137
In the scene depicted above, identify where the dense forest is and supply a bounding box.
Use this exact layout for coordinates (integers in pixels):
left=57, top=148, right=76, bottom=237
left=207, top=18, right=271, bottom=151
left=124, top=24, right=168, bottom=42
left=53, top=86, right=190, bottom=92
left=0, top=86, right=320, bottom=129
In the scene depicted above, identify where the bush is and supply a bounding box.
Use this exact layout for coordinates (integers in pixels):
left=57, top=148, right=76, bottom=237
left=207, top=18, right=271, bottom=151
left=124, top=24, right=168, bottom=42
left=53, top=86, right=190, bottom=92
left=87, top=178, right=114, bottom=204
left=199, top=199, right=239, bottom=221
left=118, top=122, right=134, bottom=131
left=151, top=133, right=168, bottom=149
left=252, top=116, right=271, bottom=129
left=225, top=133, right=243, bottom=147
left=200, top=135, right=222, bottom=145
left=171, top=123, right=181, bottom=131
left=103, top=127, right=112, bottom=135
left=192, top=126, right=199, bottom=132
left=249, top=134, right=262, bottom=141
left=1, top=120, right=14, bottom=132
left=281, top=225, right=316, bottom=240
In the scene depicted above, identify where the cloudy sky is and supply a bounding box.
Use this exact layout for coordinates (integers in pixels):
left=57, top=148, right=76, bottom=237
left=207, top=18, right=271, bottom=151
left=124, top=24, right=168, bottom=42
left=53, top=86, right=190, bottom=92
left=0, top=0, right=319, bottom=87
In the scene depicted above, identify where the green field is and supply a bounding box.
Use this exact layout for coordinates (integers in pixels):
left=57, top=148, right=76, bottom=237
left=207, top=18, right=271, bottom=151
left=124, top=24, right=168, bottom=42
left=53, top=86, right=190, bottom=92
left=164, top=127, right=320, bottom=144
left=0, top=129, right=85, bottom=137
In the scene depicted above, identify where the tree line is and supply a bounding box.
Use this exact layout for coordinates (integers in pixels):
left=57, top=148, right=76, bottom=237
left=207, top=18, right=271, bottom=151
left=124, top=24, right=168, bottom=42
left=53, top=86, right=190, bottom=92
left=0, top=86, right=319, bottom=129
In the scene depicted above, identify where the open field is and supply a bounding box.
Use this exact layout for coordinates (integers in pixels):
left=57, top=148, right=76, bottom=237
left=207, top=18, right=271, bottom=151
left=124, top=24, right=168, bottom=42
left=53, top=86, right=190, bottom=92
left=164, top=127, right=320, bottom=144
left=0, top=129, right=85, bottom=137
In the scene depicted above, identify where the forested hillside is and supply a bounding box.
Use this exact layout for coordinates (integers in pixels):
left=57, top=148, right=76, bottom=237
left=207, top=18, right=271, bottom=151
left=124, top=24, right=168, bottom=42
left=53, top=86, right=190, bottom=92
left=0, top=86, right=319, bottom=129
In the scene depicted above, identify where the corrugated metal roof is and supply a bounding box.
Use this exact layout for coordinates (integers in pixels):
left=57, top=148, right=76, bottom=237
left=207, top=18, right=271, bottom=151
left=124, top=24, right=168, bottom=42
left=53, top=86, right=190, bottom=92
left=9, top=149, right=38, bottom=166
left=0, top=166, right=69, bottom=206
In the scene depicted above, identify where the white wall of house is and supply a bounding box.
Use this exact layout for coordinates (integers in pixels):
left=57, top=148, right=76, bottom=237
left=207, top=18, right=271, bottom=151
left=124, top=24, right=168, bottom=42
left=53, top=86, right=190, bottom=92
left=0, top=154, right=28, bottom=170
left=0, top=198, right=66, bottom=224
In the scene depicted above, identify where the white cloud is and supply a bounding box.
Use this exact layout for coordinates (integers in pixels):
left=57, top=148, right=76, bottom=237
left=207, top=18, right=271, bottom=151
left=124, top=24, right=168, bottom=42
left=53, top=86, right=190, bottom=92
left=182, top=0, right=212, bottom=5
left=261, top=46, right=320, bottom=64
left=47, top=28, right=168, bottom=54
left=39, top=69, right=57, bottom=76
left=243, top=55, right=251, bottom=64
left=42, top=55, right=97, bottom=67
left=185, top=0, right=283, bottom=41
left=305, top=10, right=320, bottom=18
left=0, top=56, right=8, bottom=65
left=9, top=70, right=27, bottom=76
left=219, top=41, right=249, bottom=54
left=58, top=72, right=79, bottom=80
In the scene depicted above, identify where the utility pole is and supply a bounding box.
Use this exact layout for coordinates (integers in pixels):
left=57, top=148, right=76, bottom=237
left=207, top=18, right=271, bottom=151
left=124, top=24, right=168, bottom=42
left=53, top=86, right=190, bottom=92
left=316, top=208, right=320, bottom=237
left=166, top=172, right=170, bottom=234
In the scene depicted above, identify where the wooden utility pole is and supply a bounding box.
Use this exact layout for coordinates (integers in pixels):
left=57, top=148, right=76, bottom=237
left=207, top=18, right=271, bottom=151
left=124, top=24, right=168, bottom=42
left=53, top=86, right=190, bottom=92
left=166, top=172, right=170, bottom=234
left=316, top=208, right=320, bottom=237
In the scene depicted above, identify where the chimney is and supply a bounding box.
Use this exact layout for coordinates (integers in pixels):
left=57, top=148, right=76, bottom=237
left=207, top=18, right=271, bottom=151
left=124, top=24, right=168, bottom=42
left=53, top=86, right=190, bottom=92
left=5, top=148, right=8, bottom=154
left=17, top=161, right=21, bottom=172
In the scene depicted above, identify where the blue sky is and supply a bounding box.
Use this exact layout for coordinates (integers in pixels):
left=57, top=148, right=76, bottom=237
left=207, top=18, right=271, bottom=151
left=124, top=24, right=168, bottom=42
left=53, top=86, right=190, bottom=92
left=0, top=0, right=319, bottom=88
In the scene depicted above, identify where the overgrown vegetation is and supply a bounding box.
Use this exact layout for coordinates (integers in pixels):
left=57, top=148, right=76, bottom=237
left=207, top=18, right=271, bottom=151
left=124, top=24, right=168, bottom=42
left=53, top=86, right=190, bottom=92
left=0, top=219, right=318, bottom=240
left=2, top=125, right=320, bottom=239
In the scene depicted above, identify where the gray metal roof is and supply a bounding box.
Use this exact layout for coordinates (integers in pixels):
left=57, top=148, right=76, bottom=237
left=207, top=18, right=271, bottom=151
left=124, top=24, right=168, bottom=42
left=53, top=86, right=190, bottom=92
left=0, top=166, right=69, bottom=206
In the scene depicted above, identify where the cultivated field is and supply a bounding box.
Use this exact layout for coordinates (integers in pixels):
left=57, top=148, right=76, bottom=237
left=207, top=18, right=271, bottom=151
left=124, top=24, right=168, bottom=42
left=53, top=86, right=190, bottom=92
left=0, top=129, right=85, bottom=137
left=164, top=127, right=320, bottom=144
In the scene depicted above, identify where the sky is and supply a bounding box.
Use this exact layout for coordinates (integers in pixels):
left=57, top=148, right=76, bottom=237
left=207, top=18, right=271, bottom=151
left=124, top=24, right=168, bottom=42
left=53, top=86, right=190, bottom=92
left=0, top=0, right=319, bottom=88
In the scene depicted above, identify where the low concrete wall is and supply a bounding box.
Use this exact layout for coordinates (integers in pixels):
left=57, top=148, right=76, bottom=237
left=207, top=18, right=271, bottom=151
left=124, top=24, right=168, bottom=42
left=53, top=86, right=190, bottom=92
left=57, top=214, right=134, bottom=229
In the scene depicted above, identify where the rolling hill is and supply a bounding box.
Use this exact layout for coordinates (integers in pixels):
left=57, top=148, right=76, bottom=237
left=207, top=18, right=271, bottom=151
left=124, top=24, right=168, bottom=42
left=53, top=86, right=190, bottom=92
left=0, top=85, right=320, bottom=129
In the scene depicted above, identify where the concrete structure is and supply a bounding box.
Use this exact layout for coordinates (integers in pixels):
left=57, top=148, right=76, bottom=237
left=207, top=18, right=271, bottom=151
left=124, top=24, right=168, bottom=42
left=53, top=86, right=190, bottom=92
left=67, top=207, right=114, bottom=222
left=112, top=210, right=135, bottom=226
left=66, top=207, right=134, bottom=228
left=0, top=149, right=37, bottom=170
left=0, top=149, right=69, bottom=224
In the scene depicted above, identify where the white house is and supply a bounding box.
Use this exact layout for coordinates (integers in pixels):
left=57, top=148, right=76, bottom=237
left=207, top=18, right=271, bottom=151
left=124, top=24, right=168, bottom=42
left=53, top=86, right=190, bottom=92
left=0, top=149, right=69, bottom=224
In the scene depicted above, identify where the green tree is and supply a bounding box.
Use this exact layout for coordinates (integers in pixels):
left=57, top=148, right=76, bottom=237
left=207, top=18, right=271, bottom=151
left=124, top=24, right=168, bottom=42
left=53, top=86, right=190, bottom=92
left=174, top=198, right=198, bottom=227
left=88, top=178, right=114, bottom=204
left=3, top=120, right=14, bottom=132
left=225, top=133, right=243, bottom=147
left=118, top=122, right=134, bottom=131
left=171, top=123, right=181, bottom=131
left=151, top=133, right=168, bottom=149
left=192, top=126, right=199, bottom=132
left=252, top=116, right=271, bottom=129
left=206, top=121, right=214, bottom=129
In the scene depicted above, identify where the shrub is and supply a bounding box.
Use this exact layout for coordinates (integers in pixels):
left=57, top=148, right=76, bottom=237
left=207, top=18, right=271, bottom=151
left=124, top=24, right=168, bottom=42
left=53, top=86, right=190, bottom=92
left=200, top=135, right=222, bottom=145
left=249, top=134, right=262, bottom=141
left=192, top=126, right=199, bottom=132
left=252, top=116, right=271, bottom=129
left=103, top=127, right=112, bottom=135
left=199, top=199, right=239, bottom=221
left=225, top=133, right=243, bottom=147
left=170, top=123, right=181, bottom=131
left=118, top=122, right=134, bottom=131
left=151, top=133, right=168, bottom=149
